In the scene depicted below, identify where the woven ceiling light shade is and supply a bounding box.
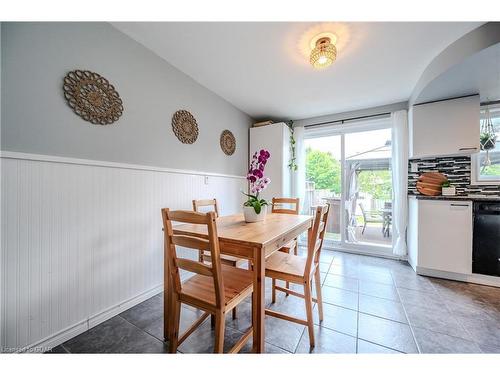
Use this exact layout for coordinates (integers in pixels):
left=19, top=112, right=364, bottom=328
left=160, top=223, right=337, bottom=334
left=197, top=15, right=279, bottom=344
left=310, top=37, right=337, bottom=70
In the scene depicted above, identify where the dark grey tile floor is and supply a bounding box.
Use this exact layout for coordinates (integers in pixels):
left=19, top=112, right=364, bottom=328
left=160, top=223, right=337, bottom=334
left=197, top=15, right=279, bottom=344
left=48, top=249, right=500, bottom=354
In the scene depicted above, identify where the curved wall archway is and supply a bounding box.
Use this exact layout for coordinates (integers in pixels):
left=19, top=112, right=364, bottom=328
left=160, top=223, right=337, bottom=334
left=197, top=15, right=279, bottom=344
left=410, top=22, right=500, bottom=105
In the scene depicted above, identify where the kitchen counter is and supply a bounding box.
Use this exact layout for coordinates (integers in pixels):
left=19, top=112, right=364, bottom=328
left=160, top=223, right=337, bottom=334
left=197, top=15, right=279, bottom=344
left=409, top=194, right=500, bottom=202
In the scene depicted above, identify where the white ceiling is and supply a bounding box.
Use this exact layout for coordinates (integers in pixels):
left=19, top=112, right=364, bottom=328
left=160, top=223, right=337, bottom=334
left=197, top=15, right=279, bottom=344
left=113, top=22, right=482, bottom=120
left=415, top=42, right=500, bottom=104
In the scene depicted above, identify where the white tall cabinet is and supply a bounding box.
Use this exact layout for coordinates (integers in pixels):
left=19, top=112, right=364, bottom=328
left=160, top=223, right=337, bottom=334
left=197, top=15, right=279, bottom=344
left=249, top=122, right=292, bottom=203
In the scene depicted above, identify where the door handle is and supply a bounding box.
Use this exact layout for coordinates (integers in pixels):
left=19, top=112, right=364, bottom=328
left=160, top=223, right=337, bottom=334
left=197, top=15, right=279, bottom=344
left=450, top=203, right=469, bottom=207
left=458, top=147, right=478, bottom=151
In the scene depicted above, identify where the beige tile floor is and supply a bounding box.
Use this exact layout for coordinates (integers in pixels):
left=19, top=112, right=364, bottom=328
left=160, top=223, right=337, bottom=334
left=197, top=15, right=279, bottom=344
left=49, top=249, right=500, bottom=354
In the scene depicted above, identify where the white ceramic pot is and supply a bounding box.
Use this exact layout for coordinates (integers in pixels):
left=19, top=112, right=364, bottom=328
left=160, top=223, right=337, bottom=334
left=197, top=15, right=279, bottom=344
left=243, top=206, right=267, bottom=223
left=442, top=186, right=456, bottom=196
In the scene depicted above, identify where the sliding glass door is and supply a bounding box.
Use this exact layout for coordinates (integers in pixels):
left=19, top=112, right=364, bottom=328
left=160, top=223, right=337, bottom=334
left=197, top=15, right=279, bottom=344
left=304, top=118, right=393, bottom=254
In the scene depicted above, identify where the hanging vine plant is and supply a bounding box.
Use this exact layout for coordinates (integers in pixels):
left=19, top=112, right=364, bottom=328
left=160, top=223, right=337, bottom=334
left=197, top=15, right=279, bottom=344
left=286, top=120, right=298, bottom=172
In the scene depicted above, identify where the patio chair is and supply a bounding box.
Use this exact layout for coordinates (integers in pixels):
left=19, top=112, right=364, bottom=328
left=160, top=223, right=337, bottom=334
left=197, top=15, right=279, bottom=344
left=359, top=202, right=384, bottom=235
left=383, top=201, right=392, bottom=237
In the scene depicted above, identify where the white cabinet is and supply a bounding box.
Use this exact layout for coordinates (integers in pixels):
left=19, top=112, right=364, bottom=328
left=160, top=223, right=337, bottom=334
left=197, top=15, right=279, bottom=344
left=407, top=198, right=419, bottom=270
left=409, top=95, right=480, bottom=159
left=249, top=123, right=292, bottom=202
left=408, top=198, right=473, bottom=275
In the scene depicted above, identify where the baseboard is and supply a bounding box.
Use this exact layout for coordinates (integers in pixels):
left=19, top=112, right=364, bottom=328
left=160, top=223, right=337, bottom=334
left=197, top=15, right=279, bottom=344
left=87, top=284, right=164, bottom=330
left=416, top=266, right=500, bottom=287
left=12, top=284, right=164, bottom=353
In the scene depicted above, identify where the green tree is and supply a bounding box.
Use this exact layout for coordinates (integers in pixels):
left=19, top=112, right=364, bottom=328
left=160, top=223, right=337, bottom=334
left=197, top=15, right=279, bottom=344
left=306, top=148, right=341, bottom=193
left=357, top=170, right=392, bottom=200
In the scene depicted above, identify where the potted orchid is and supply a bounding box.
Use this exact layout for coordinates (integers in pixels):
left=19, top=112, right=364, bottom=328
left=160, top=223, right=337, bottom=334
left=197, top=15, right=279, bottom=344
left=243, top=149, right=271, bottom=223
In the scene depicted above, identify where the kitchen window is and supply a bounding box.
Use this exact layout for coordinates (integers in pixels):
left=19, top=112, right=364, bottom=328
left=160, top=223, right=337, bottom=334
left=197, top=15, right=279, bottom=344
left=472, top=104, right=500, bottom=184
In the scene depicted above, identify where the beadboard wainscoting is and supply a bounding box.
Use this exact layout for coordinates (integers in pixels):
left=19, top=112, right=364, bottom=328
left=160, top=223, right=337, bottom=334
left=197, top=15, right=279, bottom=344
left=0, top=152, right=246, bottom=352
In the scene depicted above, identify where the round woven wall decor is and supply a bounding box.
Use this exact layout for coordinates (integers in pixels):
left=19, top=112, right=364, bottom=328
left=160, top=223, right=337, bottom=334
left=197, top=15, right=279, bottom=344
left=172, top=110, right=199, bottom=144
left=220, top=130, right=236, bottom=155
left=63, top=70, right=123, bottom=125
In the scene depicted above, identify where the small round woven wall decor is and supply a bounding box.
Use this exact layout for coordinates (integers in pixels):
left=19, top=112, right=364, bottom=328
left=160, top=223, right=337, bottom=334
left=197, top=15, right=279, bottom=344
left=172, top=110, right=199, bottom=144
left=220, top=130, right=236, bottom=155
left=63, top=70, right=123, bottom=125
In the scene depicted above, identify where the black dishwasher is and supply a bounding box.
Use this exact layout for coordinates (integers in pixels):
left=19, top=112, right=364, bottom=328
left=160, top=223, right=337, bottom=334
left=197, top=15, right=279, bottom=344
left=473, top=202, right=500, bottom=277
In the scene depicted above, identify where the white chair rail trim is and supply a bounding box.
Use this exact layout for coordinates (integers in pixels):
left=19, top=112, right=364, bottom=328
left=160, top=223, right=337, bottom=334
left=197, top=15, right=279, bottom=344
left=0, top=151, right=246, bottom=180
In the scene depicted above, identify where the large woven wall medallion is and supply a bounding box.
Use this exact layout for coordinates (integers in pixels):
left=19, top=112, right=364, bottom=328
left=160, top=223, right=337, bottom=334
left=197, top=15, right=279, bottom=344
left=63, top=70, right=123, bottom=125
left=172, top=110, right=199, bottom=144
left=220, top=130, right=236, bottom=155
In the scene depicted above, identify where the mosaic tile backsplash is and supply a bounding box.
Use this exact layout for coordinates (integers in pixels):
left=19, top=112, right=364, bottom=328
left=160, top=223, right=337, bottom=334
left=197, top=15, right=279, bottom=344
left=408, top=156, right=500, bottom=197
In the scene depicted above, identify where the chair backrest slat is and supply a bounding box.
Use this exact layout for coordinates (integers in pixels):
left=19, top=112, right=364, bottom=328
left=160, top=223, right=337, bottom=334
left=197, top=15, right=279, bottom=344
left=176, top=258, right=213, bottom=277
left=162, top=208, right=224, bottom=308
left=272, top=197, right=300, bottom=215
left=304, top=204, right=330, bottom=276
left=192, top=198, right=219, bottom=217
left=171, top=235, right=210, bottom=250
left=169, top=210, right=210, bottom=225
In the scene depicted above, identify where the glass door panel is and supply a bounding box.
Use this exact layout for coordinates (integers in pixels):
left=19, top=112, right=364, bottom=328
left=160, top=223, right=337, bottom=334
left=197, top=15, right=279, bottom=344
left=304, top=135, right=342, bottom=244
left=344, top=128, right=392, bottom=248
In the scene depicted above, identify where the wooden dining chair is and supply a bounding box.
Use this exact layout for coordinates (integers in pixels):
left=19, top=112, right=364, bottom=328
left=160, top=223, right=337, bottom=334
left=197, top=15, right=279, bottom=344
left=271, top=197, right=301, bottom=294
left=192, top=199, right=246, bottom=268
left=192, top=198, right=220, bottom=216
left=265, top=204, right=329, bottom=348
left=271, top=197, right=300, bottom=255
left=192, top=199, right=249, bottom=321
left=162, top=209, right=254, bottom=353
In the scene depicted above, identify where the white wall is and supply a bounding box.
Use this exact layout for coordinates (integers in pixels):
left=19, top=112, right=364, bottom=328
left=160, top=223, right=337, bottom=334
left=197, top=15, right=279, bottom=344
left=1, top=22, right=252, bottom=176
left=410, top=22, right=500, bottom=105
left=0, top=22, right=252, bottom=352
left=1, top=153, right=246, bottom=352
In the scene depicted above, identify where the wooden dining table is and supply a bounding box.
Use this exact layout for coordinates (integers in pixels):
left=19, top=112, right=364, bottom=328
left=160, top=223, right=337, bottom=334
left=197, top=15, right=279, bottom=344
left=164, top=212, right=313, bottom=353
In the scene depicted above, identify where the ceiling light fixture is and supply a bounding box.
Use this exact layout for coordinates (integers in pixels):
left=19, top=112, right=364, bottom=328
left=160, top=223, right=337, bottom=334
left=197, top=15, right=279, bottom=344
left=310, top=36, right=337, bottom=70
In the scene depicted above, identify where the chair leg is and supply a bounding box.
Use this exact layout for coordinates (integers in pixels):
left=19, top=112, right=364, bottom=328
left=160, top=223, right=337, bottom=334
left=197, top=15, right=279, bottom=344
left=303, top=281, right=315, bottom=347
left=168, top=297, right=181, bottom=353
left=214, top=311, right=225, bottom=353
left=282, top=248, right=290, bottom=296
left=314, top=269, right=324, bottom=322
left=272, top=278, right=276, bottom=303
left=232, top=307, right=237, bottom=320
left=210, top=314, right=215, bottom=327
left=362, top=223, right=366, bottom=234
